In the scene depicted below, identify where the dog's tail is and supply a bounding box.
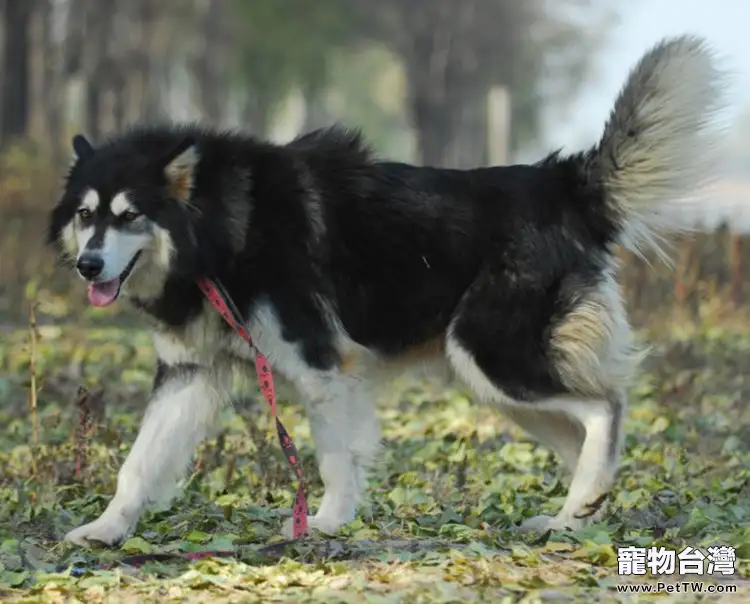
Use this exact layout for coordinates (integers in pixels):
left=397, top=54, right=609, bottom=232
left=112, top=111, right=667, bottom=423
left=576, top=35, right=727, bottom=261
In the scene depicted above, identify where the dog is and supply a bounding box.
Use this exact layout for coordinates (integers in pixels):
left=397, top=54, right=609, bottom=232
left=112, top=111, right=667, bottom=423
left=48, top=35, right=725, bottom=546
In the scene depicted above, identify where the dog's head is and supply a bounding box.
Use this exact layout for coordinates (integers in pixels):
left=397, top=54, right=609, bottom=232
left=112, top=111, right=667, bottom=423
left=48, top=132, right=201, bottom=307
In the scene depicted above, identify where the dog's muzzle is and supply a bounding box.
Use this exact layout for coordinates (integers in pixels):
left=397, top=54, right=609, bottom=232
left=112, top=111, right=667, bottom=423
left=85, top=251, right=141, bottom=307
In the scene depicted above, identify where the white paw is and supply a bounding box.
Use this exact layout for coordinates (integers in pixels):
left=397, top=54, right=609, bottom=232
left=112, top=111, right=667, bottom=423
left=64, top=513, right=135, bottom=547
left=517, top=514, right=585, bottom=534
left=281, top=514, right=345, bottom=539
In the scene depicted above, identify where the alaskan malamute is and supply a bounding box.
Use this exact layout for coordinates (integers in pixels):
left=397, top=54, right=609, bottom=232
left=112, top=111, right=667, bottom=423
left=48, top=36, right=725, bottom=545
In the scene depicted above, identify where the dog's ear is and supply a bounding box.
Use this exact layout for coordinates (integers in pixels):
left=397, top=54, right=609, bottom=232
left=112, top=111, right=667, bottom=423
left=72, top=134, right=95, bottom=160
left=162, top=137, right=199, bottom=203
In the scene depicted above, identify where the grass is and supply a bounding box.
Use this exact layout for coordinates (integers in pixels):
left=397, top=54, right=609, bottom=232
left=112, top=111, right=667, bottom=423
left=1, top=313, right=750, bottom=602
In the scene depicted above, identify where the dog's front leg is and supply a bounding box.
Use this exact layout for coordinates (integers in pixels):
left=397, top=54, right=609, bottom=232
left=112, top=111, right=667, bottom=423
left=281, top=373, right=381, bottom=538
left=64, top=363, right=226, bottom=546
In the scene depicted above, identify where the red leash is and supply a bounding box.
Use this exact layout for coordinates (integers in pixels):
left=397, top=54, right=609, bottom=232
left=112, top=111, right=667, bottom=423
left=196, top=277, right=309, bottom=539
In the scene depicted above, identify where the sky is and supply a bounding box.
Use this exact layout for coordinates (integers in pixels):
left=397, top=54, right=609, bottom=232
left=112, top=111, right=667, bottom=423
left=549, top=0, right=750, bottom=151
left=543, top=0, right=750, bottom=230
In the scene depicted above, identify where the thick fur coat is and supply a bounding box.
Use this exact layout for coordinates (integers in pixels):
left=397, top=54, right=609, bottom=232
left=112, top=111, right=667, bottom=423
left=47, top=36, right=726, bottom=545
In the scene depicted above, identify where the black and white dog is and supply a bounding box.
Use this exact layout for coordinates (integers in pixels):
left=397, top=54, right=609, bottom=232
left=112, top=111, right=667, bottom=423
left=48, top=36, right=725, bottom=546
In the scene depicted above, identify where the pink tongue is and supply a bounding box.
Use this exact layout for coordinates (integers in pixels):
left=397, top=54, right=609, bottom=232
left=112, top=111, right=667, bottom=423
left=87, top=278, right=121, bottom=307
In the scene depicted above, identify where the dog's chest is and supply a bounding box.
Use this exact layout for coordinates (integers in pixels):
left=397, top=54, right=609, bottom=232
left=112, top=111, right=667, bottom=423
left=159, top=301, right=318, bottom=385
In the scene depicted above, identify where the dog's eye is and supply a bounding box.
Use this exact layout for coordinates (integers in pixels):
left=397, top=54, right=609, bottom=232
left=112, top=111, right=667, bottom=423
left=77, top=208, right=92, bottom=221
left=121, top=211, right=141, bottom=222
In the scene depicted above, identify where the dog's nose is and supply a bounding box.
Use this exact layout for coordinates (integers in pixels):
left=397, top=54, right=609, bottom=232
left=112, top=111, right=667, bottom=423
left=76, top=253, right=104, bottom=279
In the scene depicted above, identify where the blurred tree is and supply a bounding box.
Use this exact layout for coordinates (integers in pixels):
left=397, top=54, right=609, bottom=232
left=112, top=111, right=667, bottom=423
left=191, top=0, right=230, bottom=127
left=354, top=0, right=615, bottom=166
left=78, top=0, right=115, bottom=140
left=65, top=0, right=190, bottom=141
left=510, top=0, right=616, bottom=153
left=123, top=0, right=173, bottom=125
left=228, top=0, right=358, bottom=136
left=3, top=0, right=77, bottom=162
left=0, top=0, right=36, bottom=149
left=0, top=0, right=613, bottom=164
left=36, top=0, right=65, bottom=164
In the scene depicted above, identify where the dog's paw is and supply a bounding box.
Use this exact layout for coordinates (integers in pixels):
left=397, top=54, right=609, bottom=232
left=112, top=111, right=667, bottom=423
left=64, top=513, right=133, bottom=547
left=281, top=514, right=344, bottom=539
left=517, top=514, right=584, bottom=534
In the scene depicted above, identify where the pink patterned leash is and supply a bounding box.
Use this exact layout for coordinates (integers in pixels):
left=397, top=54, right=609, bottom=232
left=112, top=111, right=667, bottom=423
left=196, top=277, right=309, bottom=539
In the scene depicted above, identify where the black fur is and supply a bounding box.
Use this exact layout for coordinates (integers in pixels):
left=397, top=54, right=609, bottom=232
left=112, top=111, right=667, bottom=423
left=152, top=360, right=202, bottom=393
left=72, top=134, right=95, bottom=160
left=48, top=124, right=620, bottom=398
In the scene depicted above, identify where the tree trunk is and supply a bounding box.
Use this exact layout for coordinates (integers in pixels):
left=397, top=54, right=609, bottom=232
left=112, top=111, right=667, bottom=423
left=192, top=0, right=227, bottom=127
left=140, top=9, right=169, bottom=124
left=447, top=90, right=488, bottom=168
left=301, top=85, right=330, bottom=134
left=410, top=95, right=455, bottom=167
left=28, top=0, right=47, bottom=143
left=26, top=0, right=63, bottom=160
left=399, top=0, right=481, bottom=168
left=84, top=68, right=103, bottom=140
left=242, top=93, right=272, bottom=138
left=0, top=0, right=34, bottom=147
left=81, top=0, right=113, bottom=140
left=42, top=0, right=65, bottom=165
left=0, top=0, right=3, bottom=147
left=124, top=0, right=167, bottom=126
left=109, top=68, right=128, bottom=132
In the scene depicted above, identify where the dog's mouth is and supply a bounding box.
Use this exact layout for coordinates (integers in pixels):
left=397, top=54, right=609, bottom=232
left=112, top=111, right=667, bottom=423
left=87, top=252, right=142, bottom=307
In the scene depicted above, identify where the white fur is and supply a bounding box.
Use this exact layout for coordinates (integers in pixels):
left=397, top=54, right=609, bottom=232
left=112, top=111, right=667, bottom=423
left=64, top=188, right=175, bottom=296
left=80, top=189, right=100, bottom=212
left=445, top=334, right=512, bottom=406
left=69, top=188, right=153, bottom=284
left=284, top=379, right=380, bottom=537
left=516, top=397, right=623, bottom=532
left=74, top=226, right=95, bottom=261
left=152, top=226, right=175, bottom=269
left=110, top=191, right=136, bottom=216
left=500, top=406, right=584, bottom=472
left=246, top=301, right=382, bottom=536
left=549, top=265, right=645, bottom=397
left=446, top=330, right=625, bottom=533
left=61, top=222, right=77, bottom=258
left=597, top=35, right=728, bottom=261
left=87, top=229, right=150, bottom=282
left=118, top=226, right=175, bottom=302
left=65, top=338, right=229, bottom=546
left=65, top=297, right=384, bottom=545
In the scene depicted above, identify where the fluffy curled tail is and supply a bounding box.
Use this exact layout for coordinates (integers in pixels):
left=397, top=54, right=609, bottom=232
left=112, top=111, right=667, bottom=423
left=591, top=35, right=727, bottom=261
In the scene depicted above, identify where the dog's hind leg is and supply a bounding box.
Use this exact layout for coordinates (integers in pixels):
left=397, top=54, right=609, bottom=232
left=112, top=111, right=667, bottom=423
left=449, top=334, right=627, bottom=532
left=65, top=339, right=229, bottom=546
left=282, top=373, right=381, bottom=538
left=499, top=407, right=584, bottom=473
left=446, top=268, right=636, bottom=533
left=515, top=392, right=626, bottom=532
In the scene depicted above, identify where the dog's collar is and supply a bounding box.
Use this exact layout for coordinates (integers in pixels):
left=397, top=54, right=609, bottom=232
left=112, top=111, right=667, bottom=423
left=196, top=277, right=309, bottom=539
